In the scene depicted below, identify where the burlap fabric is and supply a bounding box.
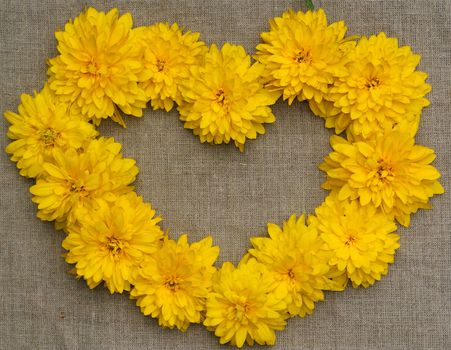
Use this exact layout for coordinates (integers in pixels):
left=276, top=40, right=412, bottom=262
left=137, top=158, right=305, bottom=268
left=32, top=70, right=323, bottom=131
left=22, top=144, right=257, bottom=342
left=1, top=1, right=450, bottom=349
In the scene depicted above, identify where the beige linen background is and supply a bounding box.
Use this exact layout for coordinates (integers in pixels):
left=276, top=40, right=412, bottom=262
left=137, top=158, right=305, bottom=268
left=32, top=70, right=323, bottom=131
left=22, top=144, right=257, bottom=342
left=1, top=0, right=450, bottom=349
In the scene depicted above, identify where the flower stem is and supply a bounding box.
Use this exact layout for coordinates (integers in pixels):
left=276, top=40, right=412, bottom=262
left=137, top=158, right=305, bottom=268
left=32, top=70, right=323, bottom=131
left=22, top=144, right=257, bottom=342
left=305, top=0, right=315, bottom=10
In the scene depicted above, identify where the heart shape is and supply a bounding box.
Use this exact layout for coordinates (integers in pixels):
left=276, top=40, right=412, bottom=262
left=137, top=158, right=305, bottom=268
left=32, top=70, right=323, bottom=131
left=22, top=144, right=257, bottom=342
left=4, top=5, right=444, bottom=349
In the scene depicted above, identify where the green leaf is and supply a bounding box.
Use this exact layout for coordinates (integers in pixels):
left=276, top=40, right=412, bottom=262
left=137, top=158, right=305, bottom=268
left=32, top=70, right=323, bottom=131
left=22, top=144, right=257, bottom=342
left=304, top=0, right=315, bottom=11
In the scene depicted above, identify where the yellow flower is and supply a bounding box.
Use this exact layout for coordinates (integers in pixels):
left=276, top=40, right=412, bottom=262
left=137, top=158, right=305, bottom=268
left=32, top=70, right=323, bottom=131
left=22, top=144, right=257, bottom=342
left=330, top=32, right=431, bottom=138
left=204, top=258, right=287, bottom=348
left=178, top=43, right=278, bottom=152
left=255, top=9, right=352, bottom=105
left=249, top=214, right=337, bottom=318
left=4, top=84, right=97, bottom=178
left=139, top=22, right=207, bottom=111
left=312, top=194, right=400, bottom=288
left=30, top=137, right=138, bottom=228
left=48, top=7, right=147, bottom=126
left=131, top=235, right=219, bottom=331
left=320, top=131, right=444, bottom=226
left=62, top=192, right=163, bottom=293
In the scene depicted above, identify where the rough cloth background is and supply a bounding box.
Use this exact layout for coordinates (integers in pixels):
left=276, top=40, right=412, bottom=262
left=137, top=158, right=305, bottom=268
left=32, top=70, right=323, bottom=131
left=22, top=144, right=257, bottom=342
left=0, top=0, right=450, bottom=349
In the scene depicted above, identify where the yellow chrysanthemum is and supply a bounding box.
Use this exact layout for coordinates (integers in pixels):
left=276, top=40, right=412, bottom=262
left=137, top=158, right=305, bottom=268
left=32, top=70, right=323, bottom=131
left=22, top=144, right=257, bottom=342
left=30, top=137, right=138, bottom=227
left=178, top=43, right=278, bottom=151
left=312, top=194, right=400, bottom=288
left=139, top=22, right=207, bottom=111
left=204, top=258, right=287, bottom=348
left=255, top=9, right=353, bottom=105
left=330, top=32, right=431, bottom=138
left=131, top=235, right=219, bottom=331
left=320, top=131, right=444, bottom=227
left=48, top=7, right=147, bottom=126
left=249, top=214, right=338, bottom=318
left=5, top=84, right=97, bottom=178
left=62, top=192, right=163, bottom=293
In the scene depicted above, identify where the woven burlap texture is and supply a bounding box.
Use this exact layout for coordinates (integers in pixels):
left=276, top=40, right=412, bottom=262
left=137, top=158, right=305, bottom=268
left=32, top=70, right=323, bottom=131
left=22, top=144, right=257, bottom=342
left=1, top=1, right=450, bottom=349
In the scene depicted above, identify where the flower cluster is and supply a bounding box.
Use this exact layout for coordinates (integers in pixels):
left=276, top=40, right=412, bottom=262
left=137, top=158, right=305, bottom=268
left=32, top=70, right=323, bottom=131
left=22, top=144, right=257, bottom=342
left=256, top=14, right=443, bottom=221
left=5, top=84, right=97, bottom=178
left=329, top=33, right=431, bottom=138
left=4, top=6, right=444, bottom=349
left=63, top=192, right=164, bottom=293
left=179, top=43, right=279, bottom=151
left=131, top=235, right=219, bottom=331
left=255, top=9, right=351, bottom=105
left=204, top=258, right=287, bottom=347
left=5, top=6, right=221, bottom=334
left=48, top=8, right=148, bottom=126
left=311, top=194, right=400, bottom=288
left=248, top=215, right=337, bottom=318
left=138, top=22, right=207, bottom=112
left=320, top=130, right=444, bottom=227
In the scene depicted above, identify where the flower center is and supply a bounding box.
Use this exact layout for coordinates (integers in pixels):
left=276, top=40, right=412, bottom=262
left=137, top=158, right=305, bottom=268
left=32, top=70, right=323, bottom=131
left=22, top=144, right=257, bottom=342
left=164, top=276, right=181, bottom=292
left=39, top=128, right=59, bottom=146
left=215, top=88, right=229, bottom=111
left=88, top=61, right=100, bottom=75
left=105, top=236, right=126, bottom=255
left=234, top=301, right=251, bottom=321
left=345, top=234, right=357, bottom=246
left=87, top=58, right=108, bottom=77
left=156, top=59, right=166, bottom=72
left=294, top=48, right=312, bottom=63
left=69, top=179, right=89, bottom=197
left=376, top=159, right=395, bottom=183
left=365, top=77, right=381, bottom=89
left=215, top=89, right=226, bottom=105
left=287, top=268, right=295, bottom=279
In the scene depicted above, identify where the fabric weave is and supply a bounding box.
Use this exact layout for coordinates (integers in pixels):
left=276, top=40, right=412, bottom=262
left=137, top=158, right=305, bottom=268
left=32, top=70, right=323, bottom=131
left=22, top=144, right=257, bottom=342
left=0, top=1, right=450, bottom=349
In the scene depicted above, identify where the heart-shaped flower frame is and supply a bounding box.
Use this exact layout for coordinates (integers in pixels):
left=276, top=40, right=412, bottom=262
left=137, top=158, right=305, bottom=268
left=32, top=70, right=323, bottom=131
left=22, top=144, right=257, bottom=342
left=4, top=5, right=444, bottom=348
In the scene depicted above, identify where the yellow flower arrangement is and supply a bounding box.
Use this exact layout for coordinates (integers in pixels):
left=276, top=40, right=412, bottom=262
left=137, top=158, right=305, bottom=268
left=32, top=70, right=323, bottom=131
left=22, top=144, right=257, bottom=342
left=329, top=32, right=431, bottom=138
left=320, top=130, right=444, bottom=226
left=30, top=137, right=138, bottom=228
left=255, top=9, right=353, bottom=105
left=63, top=192, right=164, bottom=293
left=178, top=43, right=279, bottom=151
left=204, top=258, right=287, bottom=348
left=131, top=235, right=219, bottom=331
left=248, top=214, right=338, bottom=318
left=138, top=22, right=207, bottom=111
left=48, top=7, right=147, bottom=126
left=312, top=194, right=400, bottom=288
left=4, top=5, right=445, bottom=349
left=5, top=84, right=97, bottom=178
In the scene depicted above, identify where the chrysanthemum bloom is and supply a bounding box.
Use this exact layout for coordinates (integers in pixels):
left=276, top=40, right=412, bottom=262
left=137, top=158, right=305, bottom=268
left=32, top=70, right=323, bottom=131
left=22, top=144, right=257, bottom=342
left=48, top=7, right=147, bottom=126
left=62, top=192, right=163, bottom=293
left=330, top=32, right=431, bottom=138
left=30, top=137, right=138, bottom=227
left=5, top=85, right=97, bottom=178
left=312, top=194, right=400, bottom=288
left=320, top=131, right=444, bottom=226
left=204, top=258, right=287, bottom=348
left=248, top=214, right=338, bottom=318
left=178, top=43, right=278, bottom=151
left=131, top=235, right=219, bottom=331
left=254, top=9, right=352, bottom=105
left=139, top=22, right=207, bottom=111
